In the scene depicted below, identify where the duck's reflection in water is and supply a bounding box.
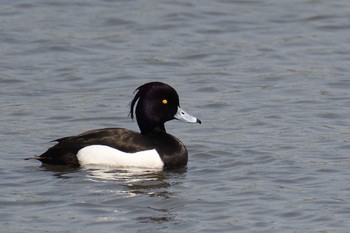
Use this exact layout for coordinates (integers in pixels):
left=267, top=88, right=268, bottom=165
left=40, top=164, right=186, bottom=225
left=83, top=166, right=186, bottom=198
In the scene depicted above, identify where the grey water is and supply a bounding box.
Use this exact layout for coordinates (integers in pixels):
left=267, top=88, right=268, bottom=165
left=1, top=0, right=350, bottom=232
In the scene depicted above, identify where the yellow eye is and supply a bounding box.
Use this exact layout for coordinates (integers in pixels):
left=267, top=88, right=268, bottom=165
left=162, top=99, right=168, bottom=104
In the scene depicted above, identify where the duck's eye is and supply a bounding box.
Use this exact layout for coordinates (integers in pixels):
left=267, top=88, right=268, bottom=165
left=162, top=99, right=168, bottom=105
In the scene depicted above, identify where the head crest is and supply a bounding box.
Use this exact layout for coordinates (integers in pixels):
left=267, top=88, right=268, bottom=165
left=129, top=82, right=167, bottom=120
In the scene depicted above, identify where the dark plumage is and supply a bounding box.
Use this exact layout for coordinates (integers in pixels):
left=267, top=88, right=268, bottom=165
left=32, top=82, right=201, bottom=170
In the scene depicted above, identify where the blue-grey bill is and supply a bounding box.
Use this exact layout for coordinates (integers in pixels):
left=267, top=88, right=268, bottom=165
left=174, top=107, right=201, bottom=124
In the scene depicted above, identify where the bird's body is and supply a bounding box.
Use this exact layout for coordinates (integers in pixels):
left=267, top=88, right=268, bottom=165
left=32, top=82, right=200, bottom=170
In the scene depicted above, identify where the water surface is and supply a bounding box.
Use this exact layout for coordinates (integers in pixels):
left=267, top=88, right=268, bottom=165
left=1, top=0, right=350, bottom=232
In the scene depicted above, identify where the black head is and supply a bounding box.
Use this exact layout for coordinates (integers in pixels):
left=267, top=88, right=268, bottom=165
left=130, top=82, right=181, bottom=134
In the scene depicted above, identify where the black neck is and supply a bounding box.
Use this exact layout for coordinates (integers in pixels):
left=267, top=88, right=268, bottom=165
left=139, top=120, right=166, bottom=135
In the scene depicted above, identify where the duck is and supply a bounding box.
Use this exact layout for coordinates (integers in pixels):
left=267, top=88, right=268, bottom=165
left=31, top=82, right=201, bottom=170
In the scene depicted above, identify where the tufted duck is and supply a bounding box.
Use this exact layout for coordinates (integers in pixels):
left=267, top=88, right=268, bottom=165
left=31, top=82, right=201, bottom=170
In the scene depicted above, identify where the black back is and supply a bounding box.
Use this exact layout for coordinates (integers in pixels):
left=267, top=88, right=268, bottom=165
left=38, top=128, right=188, bottom=169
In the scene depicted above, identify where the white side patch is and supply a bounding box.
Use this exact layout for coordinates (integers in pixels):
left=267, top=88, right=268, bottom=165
left=76, top=145, right=164, bottom=169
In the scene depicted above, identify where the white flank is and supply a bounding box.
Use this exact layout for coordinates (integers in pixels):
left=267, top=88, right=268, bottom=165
left=77, top=145, right=164, bottom=169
